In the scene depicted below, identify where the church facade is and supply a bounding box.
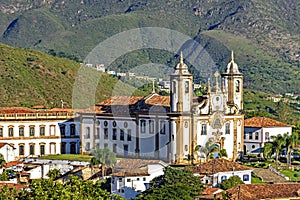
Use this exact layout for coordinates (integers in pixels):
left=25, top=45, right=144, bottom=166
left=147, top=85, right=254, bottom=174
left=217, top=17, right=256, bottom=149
left=79, top=52, right=244, bottom=163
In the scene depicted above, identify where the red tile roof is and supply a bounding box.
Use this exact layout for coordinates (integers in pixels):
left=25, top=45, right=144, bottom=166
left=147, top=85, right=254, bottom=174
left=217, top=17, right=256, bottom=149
left=0, top=143, right=14, bottom=149
left=245, top=117, right=291, bottom=128
left=98, top=96, right=145, bottom=106
left=0, top=183, right=28, bottom=190
left=216, top=183, right=300, bottom=200
left=5, top=161, right=22, bottom=167
left=202, top=188, right=223, bottom=195
left=0, top=107, right=75, bottom=114
left=188, top=158, right=251, bottom=174
left=115, top=158, right=167, bottom=170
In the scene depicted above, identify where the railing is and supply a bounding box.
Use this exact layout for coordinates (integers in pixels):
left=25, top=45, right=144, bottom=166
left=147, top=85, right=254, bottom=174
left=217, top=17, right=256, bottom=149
left=0, top=112, right=75, bottom=120
left=269, top=165, right=290, bottom=181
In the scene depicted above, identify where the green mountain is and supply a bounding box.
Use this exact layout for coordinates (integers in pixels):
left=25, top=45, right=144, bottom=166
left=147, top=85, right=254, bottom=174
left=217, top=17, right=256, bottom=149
left=0, top=0, right=300, bottom=95
left=0, top=43, right=150, bottom=108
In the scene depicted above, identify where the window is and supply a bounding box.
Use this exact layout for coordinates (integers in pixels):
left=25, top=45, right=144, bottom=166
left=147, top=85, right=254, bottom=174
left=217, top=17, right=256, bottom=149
left=141, top=120, right=146, bottom=133
left=40, top=126, right=45, bottom=136
left=221, top=176, right=227, bottom=182
left=160, top=121, right=166, bottom=135
left=96, top=127, right=100, bottom=139
left=185, top=81, right=189, bottom=93
left=30, top=144, right=35, bottom=155
left=120, top=129, right=124, bottom=141
left=104, top=121, right=108, bottom=126
left=225, top=123, right=230, bottom=134
left=85, top=142, right=90, bottom=151
left=143, top=177, right=146, bottom=181
left=249, top=132, right=253, bottom=140
left=201, top=124, right=207, bottom=135
left=113, top=129, right=117, bottom=140
left=0, top=127, right=2, bottom=137
left=70, top=124, right=76, bottom=136
left=243, top=174, right=249, bottom=181
left=29, top=126, right=35, bottom=136
left=252, top=145, right=255, bottom=149
left=127, top=178, right=131, bottom=182
left=19, top=144, right=24, bottom=156
left=60, top=125, right=66, bottom=136
left=149, top=120, right=154, bottom=134
left=255, top=132, right=259, bottom=140
left=86, top=127, right=90, bottom=139
left=61, top=142, right=66, bottom=154
left=137, top=178, right=140, bottom=181
left=19, top=126, right=24, bottom=137
left=127, top=129, right=132, bottom=141
left=50, top=125, right=55, bottom=136
left=104, top=143, right=108, bottom=148
left=265, top=132, right=270, bottom=141
left=40, top=144, right=45, bottom=155
left=124, top=122, right=128, bottom=128
left=235, top=80, right=240, bottom=92
left=113, top=121, right=117, bottom=127
left=113, top=144, right=117, bottom=153
left=8, top=126, right=14, bottom=137
left=244, top=133, right=246, bottom=139
left=104, top=128, right=108, bottom=139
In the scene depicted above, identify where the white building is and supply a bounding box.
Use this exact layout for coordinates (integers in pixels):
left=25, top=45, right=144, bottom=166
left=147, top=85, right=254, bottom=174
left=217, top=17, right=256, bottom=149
left=0, top=107, right=80, bottom=159
left=0, top=143, right=15, bottom=162
left=244, top=116, right=292, bottom=154
left=111, top=158, right=167, bottom=199
left=189, top=158, right=252, bottom=187
left=79, top=52, right=244, bottom=163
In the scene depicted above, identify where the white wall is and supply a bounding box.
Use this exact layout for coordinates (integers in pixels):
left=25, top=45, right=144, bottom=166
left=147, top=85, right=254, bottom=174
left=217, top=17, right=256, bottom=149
left=0, top=144, right=15, bottom=162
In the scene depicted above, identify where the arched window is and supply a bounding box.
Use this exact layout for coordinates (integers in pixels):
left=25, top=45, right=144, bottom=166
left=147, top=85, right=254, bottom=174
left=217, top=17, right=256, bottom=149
left=235, top=80, right=240, bottom=92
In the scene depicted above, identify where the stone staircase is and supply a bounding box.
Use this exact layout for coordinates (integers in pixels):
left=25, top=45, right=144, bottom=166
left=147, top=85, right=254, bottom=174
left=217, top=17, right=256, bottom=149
left=252, top=168, right=289, bottom=183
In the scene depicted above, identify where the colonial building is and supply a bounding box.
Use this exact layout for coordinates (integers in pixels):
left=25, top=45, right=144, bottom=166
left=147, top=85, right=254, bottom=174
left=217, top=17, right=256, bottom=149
left=79, top=52, right=244, bottom=163
left=0, top=107, right=80, bottom=158
left=244, top=116, right=292, bottom=154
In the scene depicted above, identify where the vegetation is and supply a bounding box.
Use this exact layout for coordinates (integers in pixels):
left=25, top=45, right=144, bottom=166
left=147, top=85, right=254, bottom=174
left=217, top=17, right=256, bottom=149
left=280, top=169, right=300, bottom=182
left=0, top=154, right=6, bottom=168
left=47, top=169, right=61, bottom=179
left=220, top=176, right=244, bottom=190
left=40, top=154, right=93, bottom=162
left=251, top=173, right=266, bottom=184
left=136, top=167, right=205, bottom=200
left=0, top=175, right=124, bottom=199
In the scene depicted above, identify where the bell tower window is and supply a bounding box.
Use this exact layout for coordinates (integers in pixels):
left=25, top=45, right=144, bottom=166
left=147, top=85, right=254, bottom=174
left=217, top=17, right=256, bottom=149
left=185, top=81, right=189, bottom=93
left=235, top=80, right=240, bottom=92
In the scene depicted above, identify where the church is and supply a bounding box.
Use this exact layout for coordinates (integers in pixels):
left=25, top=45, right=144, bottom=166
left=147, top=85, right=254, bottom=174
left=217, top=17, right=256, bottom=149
left=79, top=52, right=244, bottom=164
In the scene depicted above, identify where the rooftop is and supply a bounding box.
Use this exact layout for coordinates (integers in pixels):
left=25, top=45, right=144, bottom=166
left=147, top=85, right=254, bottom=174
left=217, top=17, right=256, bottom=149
left=188, top=158, right=251, bottom=174
left=244, top=117, right=291, bottom=128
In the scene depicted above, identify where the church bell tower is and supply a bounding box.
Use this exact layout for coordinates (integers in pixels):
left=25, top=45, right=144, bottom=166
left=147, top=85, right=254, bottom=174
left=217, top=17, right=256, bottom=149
left=170, top=52, right=193, bottom=163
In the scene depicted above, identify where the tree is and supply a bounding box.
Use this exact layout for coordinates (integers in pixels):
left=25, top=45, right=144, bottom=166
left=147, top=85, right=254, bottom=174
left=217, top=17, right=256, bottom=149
left=220, top=176, right=244, bottom=190
left=136, top=167, right=205, bottom=200
left=47, top=168, right=61, bottom=179
left=195, top=139, right=220, bottom=162
left=283, top=132, right=299, bottom=166
left=263, top=142, right=274, bottom=160
left=92, top=148, right=117, bottom=180
left=271, top=134, right=286, bottom=169
left=0, top=154, right=6, bottom=168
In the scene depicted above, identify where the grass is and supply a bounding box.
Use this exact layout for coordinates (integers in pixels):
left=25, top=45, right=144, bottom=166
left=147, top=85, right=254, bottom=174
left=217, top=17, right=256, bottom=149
left=40, top=154, right=93, bottom=162
left=251, top=174, right=266, bottom=184
left=280, top=169, right=300, bottom=182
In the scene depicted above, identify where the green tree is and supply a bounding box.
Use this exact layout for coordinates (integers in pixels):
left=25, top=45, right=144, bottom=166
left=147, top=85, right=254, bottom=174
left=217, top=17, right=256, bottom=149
left=136, top=167, right=205, bottom=200
left=220, top=176, right=244, bottom=190
left=263, top=142, right=274, bottom=160
left=47, top=168, right=61, bottom=179
left=0, top=153, right=6, bottom=168
left=195, top=139, right=220, bottom=161
left=0, top=184, right=18, bottom=200
left=283, top=132, right=299, bottom=166
left=92, top=148, right=117, bottom=180
left=271, top=134, right=286, bottom=169
left=0, top=170, right=9, bottom=181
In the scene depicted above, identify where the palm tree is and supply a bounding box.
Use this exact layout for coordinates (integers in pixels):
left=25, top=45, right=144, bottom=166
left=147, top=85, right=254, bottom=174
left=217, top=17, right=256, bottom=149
left=263, top=142, right=274, bottom=160
left=283, top=132, right=299, bottom=166
left=271, top=134, right=286, bottom=169
left=195, top=139, right=220, bottom=162
left=92, top=147, right=117, bottom=180
left=0, top=154, right=6, bottom=168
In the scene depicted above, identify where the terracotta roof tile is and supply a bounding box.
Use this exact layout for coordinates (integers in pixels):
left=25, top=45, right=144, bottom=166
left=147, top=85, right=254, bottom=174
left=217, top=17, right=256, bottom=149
left=245, top=117, right=291, bottom=128
left=216, top=183, right=300, bottom=200
left=115, top=158, right=167, bottom=170
left=202, top=188, right=223, bottom=195
left=0, top=143, right=14, bottom=149
left=0, top=183, right=28, bottom=190
left=5, top=161, right=22, bottom=167
left=188, top=158, right=251, bottom=174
